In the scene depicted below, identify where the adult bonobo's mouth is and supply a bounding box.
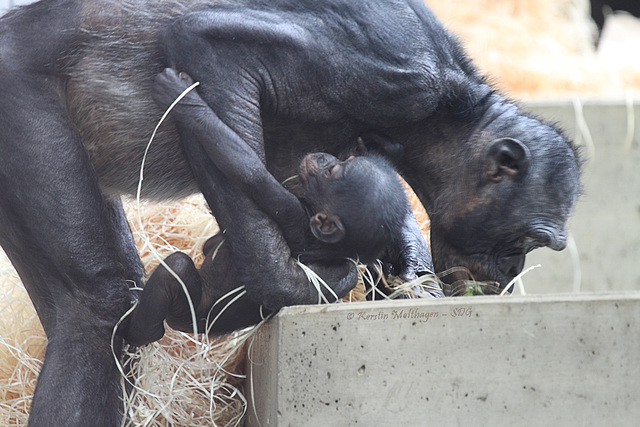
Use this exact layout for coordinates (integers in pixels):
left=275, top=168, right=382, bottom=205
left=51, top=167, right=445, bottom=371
left=431, top=229, right=568, bottom=296
left=431, top=247, right=522, bottom=296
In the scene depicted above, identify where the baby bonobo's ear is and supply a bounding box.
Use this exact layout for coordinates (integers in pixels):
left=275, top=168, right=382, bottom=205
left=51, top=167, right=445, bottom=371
left=357, top=133, right=404, bottom=162
left=310, top=212, right=346, bottom=244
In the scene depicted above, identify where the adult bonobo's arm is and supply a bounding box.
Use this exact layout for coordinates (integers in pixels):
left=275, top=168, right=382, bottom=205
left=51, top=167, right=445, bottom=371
left=159, top=6, right=437, bottom=283
left=133, top=96, right=357, bottom=334
left=154, top=69, right=435, bottom=286
left=152, top=68, right=307, bottom=252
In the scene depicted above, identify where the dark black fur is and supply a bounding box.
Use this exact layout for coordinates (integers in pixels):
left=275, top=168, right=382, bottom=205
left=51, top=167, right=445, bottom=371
left=0, top=0, right=581, bottom=424
left=126, top=68, right=420, bottom=345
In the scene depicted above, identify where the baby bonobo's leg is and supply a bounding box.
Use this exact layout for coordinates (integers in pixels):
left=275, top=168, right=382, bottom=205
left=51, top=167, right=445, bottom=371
left=125, top=233, right=268, bottom=346
left=125, top=251, right=203, bottom=346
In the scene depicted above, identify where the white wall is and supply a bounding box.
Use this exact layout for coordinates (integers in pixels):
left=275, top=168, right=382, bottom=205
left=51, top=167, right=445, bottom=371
left=1, top=0, right=37, bottom=15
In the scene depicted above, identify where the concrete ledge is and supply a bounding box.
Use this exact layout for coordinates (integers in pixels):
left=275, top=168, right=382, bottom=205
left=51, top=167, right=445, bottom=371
left=246, top=293, right=640, bottom=426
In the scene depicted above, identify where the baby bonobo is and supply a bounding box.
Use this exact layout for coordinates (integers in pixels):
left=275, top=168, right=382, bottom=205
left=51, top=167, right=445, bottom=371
left=125, top=69, right=412, bottom=345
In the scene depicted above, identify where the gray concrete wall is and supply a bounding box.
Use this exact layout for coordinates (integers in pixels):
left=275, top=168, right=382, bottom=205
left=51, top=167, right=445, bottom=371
left=520, top=100, right=640, bottom=294
left=246, top=294, right=640, bottom=427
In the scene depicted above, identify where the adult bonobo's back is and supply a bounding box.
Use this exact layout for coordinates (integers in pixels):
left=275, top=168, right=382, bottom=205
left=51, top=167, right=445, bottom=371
left=0, top=0, right=580, bottom=424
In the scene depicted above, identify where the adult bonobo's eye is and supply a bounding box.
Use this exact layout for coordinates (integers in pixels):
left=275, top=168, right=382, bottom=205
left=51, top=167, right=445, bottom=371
left=498, top=253, right=526, bottom=279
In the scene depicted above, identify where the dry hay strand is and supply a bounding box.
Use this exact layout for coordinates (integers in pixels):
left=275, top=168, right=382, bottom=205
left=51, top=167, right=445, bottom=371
left=0, top=256, right=46, bottom=426
left=0, top=194, right=413, bottom=426
left=124, top=195, right=219, bottom=271
left=0, top=196, right=248, bottom=426
left=119, top=328, right=252, bottom=426
left=0, top=189, right=428, bottom=425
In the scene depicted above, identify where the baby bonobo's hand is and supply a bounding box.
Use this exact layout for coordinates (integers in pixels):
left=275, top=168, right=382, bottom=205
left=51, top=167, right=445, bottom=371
left=152, top=68, right=204, bottom=113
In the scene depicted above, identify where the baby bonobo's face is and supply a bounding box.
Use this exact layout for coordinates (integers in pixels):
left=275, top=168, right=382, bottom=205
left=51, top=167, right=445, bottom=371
left=298, top=152, right=351, bottom=194
left=298, top=152, right=407, bottom=263
left=298, top=152, right=375, bottom=213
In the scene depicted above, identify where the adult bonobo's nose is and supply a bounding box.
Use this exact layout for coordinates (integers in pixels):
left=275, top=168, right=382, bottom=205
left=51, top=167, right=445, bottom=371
left=549, top=231, right=568, bottom=251
left=539, top=229, right=568, bottom=251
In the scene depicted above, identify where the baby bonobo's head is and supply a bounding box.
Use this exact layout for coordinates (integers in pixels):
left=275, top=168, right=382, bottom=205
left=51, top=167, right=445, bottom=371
left=297, top=152, right=409, bottom=263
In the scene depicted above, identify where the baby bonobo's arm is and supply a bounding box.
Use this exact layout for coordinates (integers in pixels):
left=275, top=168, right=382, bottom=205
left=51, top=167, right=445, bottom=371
left=153, top=68, right=307, bottom=252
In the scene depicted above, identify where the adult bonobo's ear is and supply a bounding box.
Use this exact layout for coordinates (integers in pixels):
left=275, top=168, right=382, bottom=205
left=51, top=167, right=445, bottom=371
left=486, top=137, right=531, bottom=182
left=310, top=213, right=346, bottom=244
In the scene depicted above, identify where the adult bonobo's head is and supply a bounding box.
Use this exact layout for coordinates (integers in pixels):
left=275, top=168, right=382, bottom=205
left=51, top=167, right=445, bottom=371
left=395, top=94, right=582, bottom=291
left=297, top=152, right=408, bottom=264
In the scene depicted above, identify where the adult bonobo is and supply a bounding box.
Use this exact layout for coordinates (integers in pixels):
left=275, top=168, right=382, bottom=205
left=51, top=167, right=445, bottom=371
left=0, top=0, right=581, bottom=425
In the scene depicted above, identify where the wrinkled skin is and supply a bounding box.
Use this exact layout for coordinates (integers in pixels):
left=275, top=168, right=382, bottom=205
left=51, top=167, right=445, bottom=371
left=0, top=0, right=580, bottom=424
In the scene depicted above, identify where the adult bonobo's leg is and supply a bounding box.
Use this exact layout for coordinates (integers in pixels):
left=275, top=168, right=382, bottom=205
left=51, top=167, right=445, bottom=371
left=106, top=197, right=146, bottom=289
left=0, top=10, right=136, bottom=426
left=0, top=83, right=134, bottom=425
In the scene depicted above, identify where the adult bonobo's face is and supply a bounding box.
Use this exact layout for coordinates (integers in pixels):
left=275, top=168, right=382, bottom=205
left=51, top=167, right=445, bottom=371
left=397, top=104, right=582, bottom=292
